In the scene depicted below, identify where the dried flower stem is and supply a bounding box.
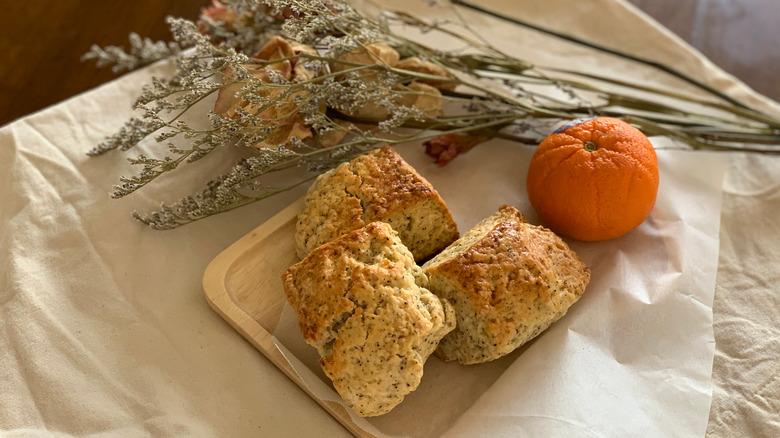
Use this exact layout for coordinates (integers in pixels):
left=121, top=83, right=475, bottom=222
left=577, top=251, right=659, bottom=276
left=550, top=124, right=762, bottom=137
left=86, top=0, right=780, bottom=229
left=450, top=0, right=760, bottom=112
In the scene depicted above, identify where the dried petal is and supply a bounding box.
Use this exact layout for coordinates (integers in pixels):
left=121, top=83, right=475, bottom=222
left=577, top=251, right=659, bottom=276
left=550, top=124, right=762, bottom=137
left=289, top=41, right=321, bottom=82
left=397, top=57, right=458, bottom=91
left=213, top=65, right=271, bottom=118
left=344, top=89, right=391, bottom=120
left=252, top=36, right=296, bottom=79
left=346, top=81, right=442, bottom=120
left=213, top=81, right=244, bottom=116
left=213, top=61, right=313, bottom=149
left=342, top=43, right=399, bottom=67
left=254, top=117, right=313, bottom=149
left=317, top=119, right=353, bottom=147
left=332, top=43, right=400, bottom=80
left=201, top=0, right=236, bottom=25
left=264, top=5, right=302, bottom=20
left=424, top=133, right=491, bottom=166
left=398, top=81, right=442, bottom=117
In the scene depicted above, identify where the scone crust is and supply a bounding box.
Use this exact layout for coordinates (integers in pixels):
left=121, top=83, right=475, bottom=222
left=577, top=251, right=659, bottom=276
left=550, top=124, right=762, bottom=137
left=282, top=221, right=455, bottom=416
left=423, top=205, right=590, bottom=364
left=295, top=145, right=459, bottom=261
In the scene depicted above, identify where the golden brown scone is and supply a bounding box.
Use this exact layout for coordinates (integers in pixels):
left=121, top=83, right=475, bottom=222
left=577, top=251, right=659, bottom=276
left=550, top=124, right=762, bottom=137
left=295, top=145, right=459, bottom=262
left=422, top=205, right=590, bottom=365
left=282, top=221, right=456, bottom=417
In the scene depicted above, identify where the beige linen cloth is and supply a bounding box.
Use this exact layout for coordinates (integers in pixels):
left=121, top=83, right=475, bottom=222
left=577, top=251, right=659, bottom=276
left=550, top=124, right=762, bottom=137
left=1, top=0, right=777, bottom=436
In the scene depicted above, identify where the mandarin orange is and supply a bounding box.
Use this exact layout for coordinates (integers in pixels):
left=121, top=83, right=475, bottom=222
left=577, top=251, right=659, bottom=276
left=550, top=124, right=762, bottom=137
left=526, top=117, right=659, bottom=241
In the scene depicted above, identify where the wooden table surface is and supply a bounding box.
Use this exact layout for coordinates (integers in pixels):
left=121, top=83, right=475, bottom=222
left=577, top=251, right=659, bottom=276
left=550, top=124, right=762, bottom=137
left=0, top=0, right=777, bottom=127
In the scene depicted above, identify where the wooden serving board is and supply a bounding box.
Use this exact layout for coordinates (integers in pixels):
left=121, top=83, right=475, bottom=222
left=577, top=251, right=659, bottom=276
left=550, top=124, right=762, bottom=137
left=202, top=198, right=373, bottom=438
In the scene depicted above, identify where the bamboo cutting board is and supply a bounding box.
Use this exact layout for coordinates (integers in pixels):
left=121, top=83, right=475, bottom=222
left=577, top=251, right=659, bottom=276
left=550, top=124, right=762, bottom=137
left=202, top=198, right=373, bottom=438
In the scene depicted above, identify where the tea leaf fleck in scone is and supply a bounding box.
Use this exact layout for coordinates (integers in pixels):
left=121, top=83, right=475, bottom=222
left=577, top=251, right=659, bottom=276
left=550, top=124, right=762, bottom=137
left=422, top=205, right=590, bottom=365
left=282, top=221, right=456, bottom=417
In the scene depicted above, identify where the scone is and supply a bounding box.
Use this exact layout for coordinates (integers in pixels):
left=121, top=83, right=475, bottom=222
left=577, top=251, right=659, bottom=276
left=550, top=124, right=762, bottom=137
left=282, top=221, right=456, bottom=416
left=295, top=145, right=459, bottom=262
left=422, top=205, right=590, bottom=365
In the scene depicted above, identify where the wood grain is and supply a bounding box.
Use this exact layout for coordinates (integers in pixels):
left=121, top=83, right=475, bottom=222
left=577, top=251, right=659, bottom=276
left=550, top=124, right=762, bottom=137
left=0, top=0, right=208, bottom=126
left=0, top=0, right=776, bottom=126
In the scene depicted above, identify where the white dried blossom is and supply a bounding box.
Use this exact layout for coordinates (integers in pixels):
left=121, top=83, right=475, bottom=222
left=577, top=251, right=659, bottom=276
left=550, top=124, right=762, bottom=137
left=82, top=33, right=181, bottom=73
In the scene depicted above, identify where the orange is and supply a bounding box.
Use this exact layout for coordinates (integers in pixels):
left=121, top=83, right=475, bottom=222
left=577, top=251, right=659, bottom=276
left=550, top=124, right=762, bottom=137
left=526, top=117, right=659, bottom=241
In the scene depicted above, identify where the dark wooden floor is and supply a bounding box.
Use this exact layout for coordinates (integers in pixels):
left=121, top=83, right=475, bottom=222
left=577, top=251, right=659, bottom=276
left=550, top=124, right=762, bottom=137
left=0, top=1, right=777, bottom=126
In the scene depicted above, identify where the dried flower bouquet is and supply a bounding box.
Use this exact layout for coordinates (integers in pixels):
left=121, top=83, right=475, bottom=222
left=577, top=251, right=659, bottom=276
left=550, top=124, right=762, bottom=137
left=84, top=0, right=780, bottom=229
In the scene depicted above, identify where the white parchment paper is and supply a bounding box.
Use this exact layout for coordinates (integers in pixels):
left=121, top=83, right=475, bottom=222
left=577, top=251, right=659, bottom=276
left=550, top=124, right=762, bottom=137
left=272, top=138, right=726, bottom=437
